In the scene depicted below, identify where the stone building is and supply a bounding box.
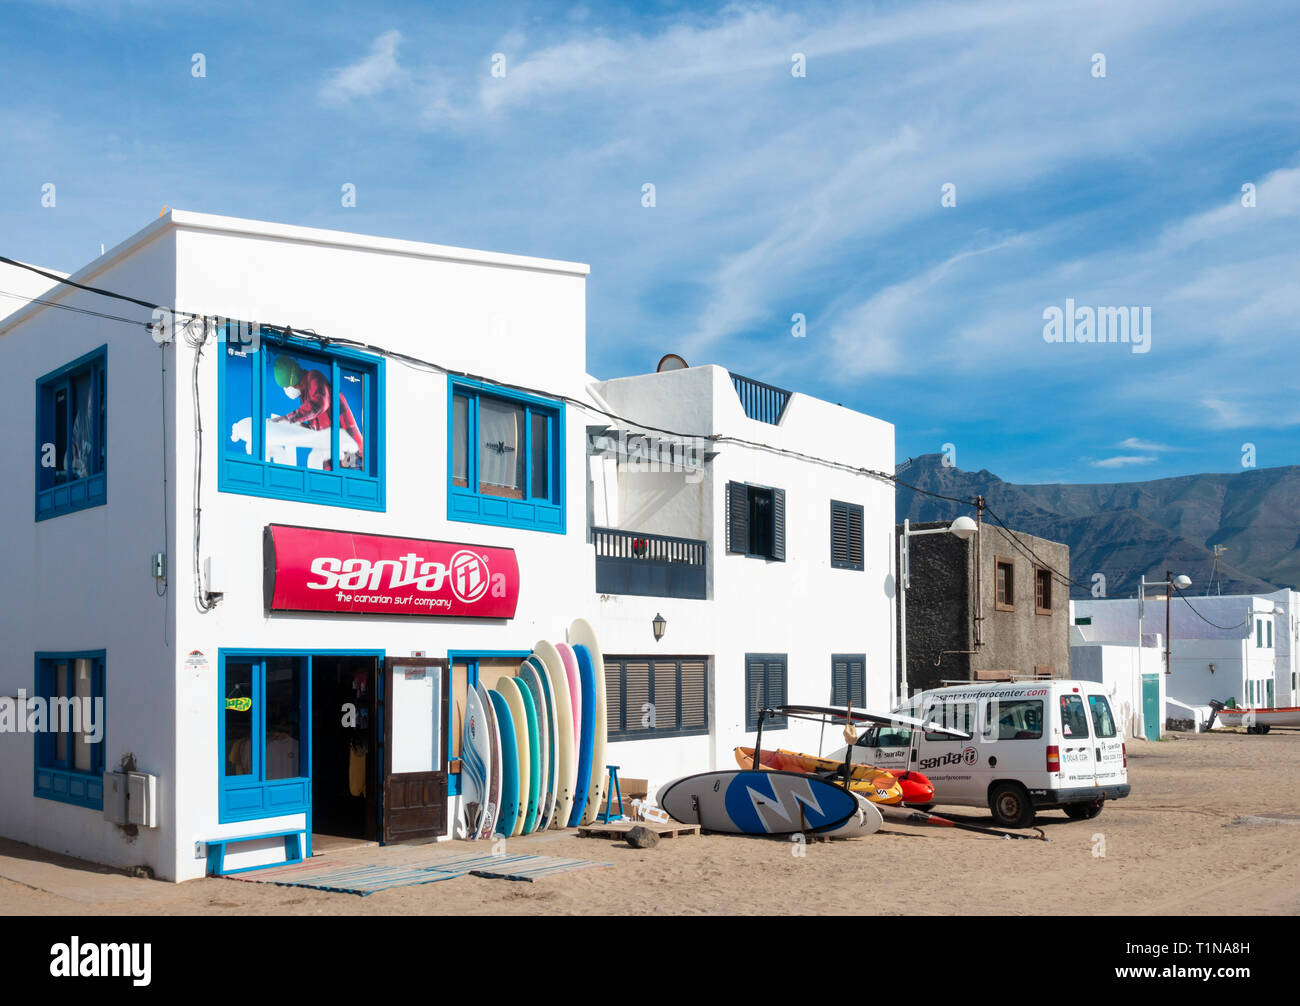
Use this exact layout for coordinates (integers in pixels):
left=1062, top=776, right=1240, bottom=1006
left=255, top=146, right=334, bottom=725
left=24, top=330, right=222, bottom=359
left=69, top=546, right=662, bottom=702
left=898, top=519, right=1071, bottom=694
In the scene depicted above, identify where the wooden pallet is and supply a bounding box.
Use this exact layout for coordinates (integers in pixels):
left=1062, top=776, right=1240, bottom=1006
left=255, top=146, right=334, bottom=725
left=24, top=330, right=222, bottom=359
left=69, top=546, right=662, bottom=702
left=577, top=820, right=700, bottom=840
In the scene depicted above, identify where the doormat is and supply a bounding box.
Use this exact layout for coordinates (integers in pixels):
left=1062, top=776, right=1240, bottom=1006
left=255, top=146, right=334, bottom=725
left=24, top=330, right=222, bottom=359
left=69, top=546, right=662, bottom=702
left=230, top=853, right=609, bottom=895
left=229, top=861, right=466, bottom=896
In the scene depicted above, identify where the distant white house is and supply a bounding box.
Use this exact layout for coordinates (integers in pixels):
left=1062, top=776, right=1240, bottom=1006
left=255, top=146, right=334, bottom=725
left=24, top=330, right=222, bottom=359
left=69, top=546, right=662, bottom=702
left=1070, top=592, right=1289, bottom=728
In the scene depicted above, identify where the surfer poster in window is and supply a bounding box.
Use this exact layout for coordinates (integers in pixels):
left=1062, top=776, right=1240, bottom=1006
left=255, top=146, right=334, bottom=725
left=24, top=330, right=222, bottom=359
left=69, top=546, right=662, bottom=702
left=265, top=351, right=363, bottom=472
left=226, top=341, right=366, bottom=473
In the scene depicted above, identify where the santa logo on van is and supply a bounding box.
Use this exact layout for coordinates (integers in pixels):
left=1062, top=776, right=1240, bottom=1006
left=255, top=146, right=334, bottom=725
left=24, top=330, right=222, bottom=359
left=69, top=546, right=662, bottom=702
left=264, top=524, right=519, bottom=618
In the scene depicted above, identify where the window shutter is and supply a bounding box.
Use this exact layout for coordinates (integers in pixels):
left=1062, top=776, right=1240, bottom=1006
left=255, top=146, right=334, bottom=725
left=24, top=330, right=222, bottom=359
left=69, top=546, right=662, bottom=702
left=653, top=660, right=679, bottom=731
left=771, top=488, right=786, bottom=561
left=727, top=482, right=749, bottom=554
left=848, top=507, right=863, bottom=569
left=831, top=657, right=848, bottom=706
left=681, top=660, right=707, bottom=730
left=767, top=658, right=787, bottom=726
left=831, top=503, right=849, bottom=567
left=745, top=658, right=763, bottom=729
left=604, top=660, right=623, bottom=735
left=850, top=657, right=865, bottom=708
left=625, top=660, right=652, bottom=731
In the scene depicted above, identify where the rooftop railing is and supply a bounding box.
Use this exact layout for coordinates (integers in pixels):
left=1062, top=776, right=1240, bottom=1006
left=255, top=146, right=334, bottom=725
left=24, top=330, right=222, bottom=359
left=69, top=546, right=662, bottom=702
left=729, top=371, right=791, bottom=424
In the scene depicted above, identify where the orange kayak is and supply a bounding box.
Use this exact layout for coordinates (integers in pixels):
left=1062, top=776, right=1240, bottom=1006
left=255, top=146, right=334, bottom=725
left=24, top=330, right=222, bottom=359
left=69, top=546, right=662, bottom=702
left=734, top=747, right=905, bottom=805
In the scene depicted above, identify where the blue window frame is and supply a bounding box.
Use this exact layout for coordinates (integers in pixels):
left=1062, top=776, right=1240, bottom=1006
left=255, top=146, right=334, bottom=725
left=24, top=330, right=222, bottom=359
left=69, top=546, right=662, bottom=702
left=35, top=346, right=107, bottom=520
left=448, top=376, right=564, bottom=533
left=34, top=651, right=106, bottom=810
left=219, top=323, right=385, bottom=511
left=218, top=652, right=311, bottom=823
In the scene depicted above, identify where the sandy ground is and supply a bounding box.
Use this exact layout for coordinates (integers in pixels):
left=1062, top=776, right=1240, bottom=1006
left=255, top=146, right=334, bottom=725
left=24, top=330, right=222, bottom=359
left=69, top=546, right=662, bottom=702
left=2, top=729, right=1298, bottom=915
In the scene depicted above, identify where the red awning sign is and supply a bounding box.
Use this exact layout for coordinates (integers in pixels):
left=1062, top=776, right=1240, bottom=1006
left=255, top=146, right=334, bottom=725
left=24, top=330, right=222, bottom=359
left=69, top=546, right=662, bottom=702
left=264, top=524, right=520, bottom=618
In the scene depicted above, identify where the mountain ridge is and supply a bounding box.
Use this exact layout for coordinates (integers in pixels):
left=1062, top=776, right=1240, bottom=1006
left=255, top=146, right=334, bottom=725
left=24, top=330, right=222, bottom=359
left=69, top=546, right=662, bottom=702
left=894, top=455, right=1300, bottom=598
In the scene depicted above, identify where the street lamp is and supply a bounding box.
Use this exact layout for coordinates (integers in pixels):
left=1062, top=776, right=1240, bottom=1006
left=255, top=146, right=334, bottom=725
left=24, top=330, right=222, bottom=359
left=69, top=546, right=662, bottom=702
left=898, top=516, right=979, bottom=704
left=1139, top=570, right=1191, bottom=676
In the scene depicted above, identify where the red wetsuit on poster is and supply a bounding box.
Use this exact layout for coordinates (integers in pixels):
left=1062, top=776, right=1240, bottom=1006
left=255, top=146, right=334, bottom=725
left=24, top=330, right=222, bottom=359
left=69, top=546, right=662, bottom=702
left=270, top=355, right=363, bottom=470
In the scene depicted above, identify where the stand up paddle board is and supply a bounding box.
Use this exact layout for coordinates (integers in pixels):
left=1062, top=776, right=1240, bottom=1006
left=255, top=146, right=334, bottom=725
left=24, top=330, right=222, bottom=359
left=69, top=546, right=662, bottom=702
left=657, top=770, right=861, bottom=836
left=513, top=677, right=542, bottom=834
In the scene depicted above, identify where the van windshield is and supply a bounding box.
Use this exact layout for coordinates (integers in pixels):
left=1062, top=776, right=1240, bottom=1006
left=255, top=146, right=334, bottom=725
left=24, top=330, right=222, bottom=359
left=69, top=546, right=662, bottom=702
left=1059, top=695, right=1091, bottom=739
left=985, top=699, right=1043, bottom=740
left=1087, top=695, right=1117, bottom=738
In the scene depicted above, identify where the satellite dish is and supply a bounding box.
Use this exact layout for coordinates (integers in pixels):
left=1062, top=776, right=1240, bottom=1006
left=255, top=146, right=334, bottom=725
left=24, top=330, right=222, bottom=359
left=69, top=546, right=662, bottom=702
left=657, top=353, right=689, bottom=372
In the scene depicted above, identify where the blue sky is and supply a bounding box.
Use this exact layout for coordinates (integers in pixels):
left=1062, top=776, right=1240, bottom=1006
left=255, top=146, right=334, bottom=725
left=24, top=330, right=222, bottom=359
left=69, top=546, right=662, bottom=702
left=2, top=0, right=1298, bottom=485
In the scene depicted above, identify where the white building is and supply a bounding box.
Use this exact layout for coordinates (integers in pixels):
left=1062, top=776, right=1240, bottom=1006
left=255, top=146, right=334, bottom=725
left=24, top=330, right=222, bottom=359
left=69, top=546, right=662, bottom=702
left=0, top=211, right=896, bottom=881
left=1071, top=592, right=1287, bottom=726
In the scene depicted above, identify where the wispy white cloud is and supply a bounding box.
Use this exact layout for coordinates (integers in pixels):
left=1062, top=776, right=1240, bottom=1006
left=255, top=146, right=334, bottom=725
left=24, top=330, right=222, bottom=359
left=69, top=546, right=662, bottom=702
left=1091, top=455, right=1159, bottom=468
left=320, top=30, right=404, bottom=106
left=1119, top=437, right=1175, bottom=452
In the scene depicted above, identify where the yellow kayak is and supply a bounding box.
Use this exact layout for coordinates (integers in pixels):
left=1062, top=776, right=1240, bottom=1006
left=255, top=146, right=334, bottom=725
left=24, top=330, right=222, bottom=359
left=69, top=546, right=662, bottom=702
left=733, top=747, right=905, bottom=805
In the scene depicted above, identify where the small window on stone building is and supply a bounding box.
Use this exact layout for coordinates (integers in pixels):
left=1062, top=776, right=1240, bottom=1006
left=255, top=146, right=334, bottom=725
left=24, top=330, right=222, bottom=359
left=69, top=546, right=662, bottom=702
left=995, top=557, right=1015, bottom=611
left=1035, top=566, right=1052, bottom=614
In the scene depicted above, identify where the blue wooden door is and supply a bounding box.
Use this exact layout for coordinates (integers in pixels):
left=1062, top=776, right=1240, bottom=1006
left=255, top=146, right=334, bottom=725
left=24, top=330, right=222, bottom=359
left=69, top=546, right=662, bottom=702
left=1142, top=675, right=1160, bottom=740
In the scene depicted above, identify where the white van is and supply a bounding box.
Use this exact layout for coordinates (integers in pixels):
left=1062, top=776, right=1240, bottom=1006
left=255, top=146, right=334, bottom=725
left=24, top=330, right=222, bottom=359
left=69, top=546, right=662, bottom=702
left=844, top=681, right=1130, bottom=828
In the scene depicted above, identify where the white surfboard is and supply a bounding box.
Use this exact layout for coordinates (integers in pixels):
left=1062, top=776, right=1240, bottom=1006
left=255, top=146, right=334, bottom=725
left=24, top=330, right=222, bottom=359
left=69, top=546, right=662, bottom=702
left=461, top=684, right=492, bottom=839
left=569, top=619, right=608, bottom=825
left=475, top=680, right=502, bottom=841
left=519, top=659, right=556, bottom=832
left=534, top=640, right=576, bottom=829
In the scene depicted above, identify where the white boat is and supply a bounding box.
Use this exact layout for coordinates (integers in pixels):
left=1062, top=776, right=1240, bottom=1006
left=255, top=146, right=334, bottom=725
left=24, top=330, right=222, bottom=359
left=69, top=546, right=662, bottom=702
left=1213, top=706, right=1300, bottom=733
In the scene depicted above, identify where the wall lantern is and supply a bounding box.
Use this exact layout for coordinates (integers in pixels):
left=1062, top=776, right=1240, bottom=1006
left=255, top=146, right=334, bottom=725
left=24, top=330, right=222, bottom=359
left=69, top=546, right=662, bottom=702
left=652, top=612, right=667, bottom=642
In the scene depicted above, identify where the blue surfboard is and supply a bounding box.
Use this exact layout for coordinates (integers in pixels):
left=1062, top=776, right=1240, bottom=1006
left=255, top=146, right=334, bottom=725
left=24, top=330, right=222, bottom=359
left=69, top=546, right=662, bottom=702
left=488, top=690, right=520, bottom=838
left=567, top=644, right=598, bottom=826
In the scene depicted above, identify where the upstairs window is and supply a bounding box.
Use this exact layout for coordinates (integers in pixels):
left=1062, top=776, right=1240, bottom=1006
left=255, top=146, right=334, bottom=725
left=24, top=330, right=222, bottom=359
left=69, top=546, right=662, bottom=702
left=727, top=481, right=786, bottom=560
left=35, top=347, right=107, bottom=520
left=995, top=557, right=1015, bottom=611
left=220, top=325, right=384, bottom=511
left=448, top=377, right=564, bottom=533
left=1035, top=566, right=1053, bottom=614
left=830, top=500, right=864, bottom=570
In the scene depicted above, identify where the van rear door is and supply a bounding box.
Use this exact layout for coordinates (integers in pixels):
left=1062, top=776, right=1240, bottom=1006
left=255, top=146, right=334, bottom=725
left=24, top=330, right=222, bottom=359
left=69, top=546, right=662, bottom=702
left=1086, top=691, right=1126, bottom=787
left=1056, top=689, right=1097, bottom=790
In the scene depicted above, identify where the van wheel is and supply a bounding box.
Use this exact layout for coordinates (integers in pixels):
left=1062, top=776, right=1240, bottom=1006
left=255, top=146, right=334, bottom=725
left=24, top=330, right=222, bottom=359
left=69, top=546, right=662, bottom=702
left=989, top=783, right=1035, bottom=829
left=1064, top=800, right=1104, bottom=820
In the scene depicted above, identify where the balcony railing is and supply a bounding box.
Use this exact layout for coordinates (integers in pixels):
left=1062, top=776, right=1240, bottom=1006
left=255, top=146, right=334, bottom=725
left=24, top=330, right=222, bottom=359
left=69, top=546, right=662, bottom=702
left=729, top=371, right=792, bottom=424
left=592, top=526, right=707, bottom=600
